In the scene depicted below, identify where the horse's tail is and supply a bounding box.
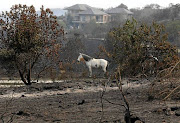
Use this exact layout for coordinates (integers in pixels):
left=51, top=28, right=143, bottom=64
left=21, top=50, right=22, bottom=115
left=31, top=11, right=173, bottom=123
left=106, top=61, right=111, bottom=71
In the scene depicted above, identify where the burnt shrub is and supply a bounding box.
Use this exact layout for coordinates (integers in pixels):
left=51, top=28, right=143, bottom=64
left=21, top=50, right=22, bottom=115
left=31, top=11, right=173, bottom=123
left=103, top=18, right=179, bottom=77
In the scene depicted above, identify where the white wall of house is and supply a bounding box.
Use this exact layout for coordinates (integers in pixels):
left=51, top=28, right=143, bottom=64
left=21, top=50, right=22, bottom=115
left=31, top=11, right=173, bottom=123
left=79, top=15, right=110, bottom=23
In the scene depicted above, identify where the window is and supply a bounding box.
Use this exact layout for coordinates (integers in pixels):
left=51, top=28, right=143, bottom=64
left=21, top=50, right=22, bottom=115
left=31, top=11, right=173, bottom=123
left=81, top=16, right=86, bottom=22
left=96, top=16, right=103, bottom=22
left=96, top=16, right=99, bottom=21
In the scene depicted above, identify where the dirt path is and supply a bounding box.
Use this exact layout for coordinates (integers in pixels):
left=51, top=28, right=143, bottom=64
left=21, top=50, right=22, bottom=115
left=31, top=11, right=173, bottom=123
left=0, top=79, right=179, bottom=123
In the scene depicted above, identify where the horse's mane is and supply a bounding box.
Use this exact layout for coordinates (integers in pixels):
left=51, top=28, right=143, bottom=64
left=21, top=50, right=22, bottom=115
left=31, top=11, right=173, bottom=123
left=81, top=53, right=93, bottom=61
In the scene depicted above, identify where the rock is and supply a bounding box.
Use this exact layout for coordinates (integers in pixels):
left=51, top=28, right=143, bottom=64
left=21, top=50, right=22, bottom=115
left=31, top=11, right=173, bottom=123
left=171, top=106, right=180, bottom=111
left=58, top=105, right=64, bottom=109
left=152, top=108, right=164, bottom=114
left=77, top=100, right=85, bottom=105
left=16, top=111, right=30, bottom=116
left=16, top=111, right=23, bottom=115
left=57, top=93, right=63, bottom=95
left=130, top=115, right=141, bottom=123
left=124, top=111, right=145, bottom=123
left=153, top=107, right=172, bottom=116
left=163, top=107, right=171, bottom=116
left=175, top=109, right=180, bottom=116
left=21, top=94, right=26, bottom=97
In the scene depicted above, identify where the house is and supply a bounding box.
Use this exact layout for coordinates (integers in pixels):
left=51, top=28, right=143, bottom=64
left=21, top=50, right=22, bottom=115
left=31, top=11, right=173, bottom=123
left=65, top=4, right=91, bottom=21
left=64, top=4, right=110, bottom=28
left=78, top=7, right=110, bottom=23
left=65, top=4, right=133, bottom=28
left=106, top=8, right=133, bottom=21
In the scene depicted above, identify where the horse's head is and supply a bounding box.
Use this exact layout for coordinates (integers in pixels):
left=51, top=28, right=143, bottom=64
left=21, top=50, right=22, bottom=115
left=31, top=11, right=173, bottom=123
left=77, top=53, right=85, bottom=62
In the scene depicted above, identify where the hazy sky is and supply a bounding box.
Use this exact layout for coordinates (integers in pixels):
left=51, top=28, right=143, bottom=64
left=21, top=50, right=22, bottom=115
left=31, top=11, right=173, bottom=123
left=0, top=0, right=179, bottom=11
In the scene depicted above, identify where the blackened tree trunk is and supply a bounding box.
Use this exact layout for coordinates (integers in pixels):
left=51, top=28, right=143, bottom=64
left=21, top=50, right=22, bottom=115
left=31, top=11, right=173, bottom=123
left=18, top=69, right=31, bottom=85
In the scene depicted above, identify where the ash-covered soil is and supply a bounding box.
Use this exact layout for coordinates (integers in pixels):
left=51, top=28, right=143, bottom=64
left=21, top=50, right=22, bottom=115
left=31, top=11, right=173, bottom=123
left=0, top=79, right=179, bottom=123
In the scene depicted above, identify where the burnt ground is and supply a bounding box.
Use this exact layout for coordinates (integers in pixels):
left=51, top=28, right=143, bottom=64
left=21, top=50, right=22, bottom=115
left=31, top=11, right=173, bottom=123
left=0, top=78, right=179, bottom=123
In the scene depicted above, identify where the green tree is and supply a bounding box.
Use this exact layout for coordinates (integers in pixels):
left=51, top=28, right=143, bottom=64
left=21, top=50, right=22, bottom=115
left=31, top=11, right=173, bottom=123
left=65, top=13, right=73, bottom=27
left=165, top=20, right=180, bottom=47
left=82, top=20, right=97, bottom=36
left=61, top=32, right=85, bottom=63
left=152, top=8, right=171, bottom=21
left=144, top=4, right=160, bottom=9
left=169, top=4, right=180, bottom=21
left=0, top=5, right=63, bottom=85
left=104, top=19, right=179, bottom=76
left=117, top=3, right=128, bottom=9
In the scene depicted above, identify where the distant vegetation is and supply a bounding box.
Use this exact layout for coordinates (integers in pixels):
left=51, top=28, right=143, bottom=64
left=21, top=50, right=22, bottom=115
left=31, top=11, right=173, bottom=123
left=101, top=19, right=179, bottom=76
left=64, top=3, right=180, bottom=48
left=0, top=3, right=179, bottom=84
left=36, top=8, right=67, bottom=16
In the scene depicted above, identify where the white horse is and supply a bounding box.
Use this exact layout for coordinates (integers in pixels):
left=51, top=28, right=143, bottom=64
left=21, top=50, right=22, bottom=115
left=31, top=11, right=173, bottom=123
left=77, top=53, right=108, bottom=77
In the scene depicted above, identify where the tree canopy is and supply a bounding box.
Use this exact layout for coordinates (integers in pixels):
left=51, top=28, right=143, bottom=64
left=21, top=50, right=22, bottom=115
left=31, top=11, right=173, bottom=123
left=103, top=19, right=179, bottom=76
left=0, top=5, right=64, bottom=85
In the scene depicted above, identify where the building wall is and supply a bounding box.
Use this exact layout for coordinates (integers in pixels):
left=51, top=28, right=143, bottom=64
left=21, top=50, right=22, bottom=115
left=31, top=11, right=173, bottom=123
left=103, top=15, right=110, bottom=23
left=79, top=15, right=110, bottom=23
left=79, top=15, right=94, bottom=22
left=109, top=13, right=132, bottom=21
left=67, top=9, right=111, bottom=24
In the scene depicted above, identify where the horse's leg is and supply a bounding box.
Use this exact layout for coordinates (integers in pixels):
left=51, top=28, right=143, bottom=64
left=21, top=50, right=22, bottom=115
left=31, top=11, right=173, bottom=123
left=88, top=67, right=92, bottom=77
left=102, top=66, right=107, bottom=78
